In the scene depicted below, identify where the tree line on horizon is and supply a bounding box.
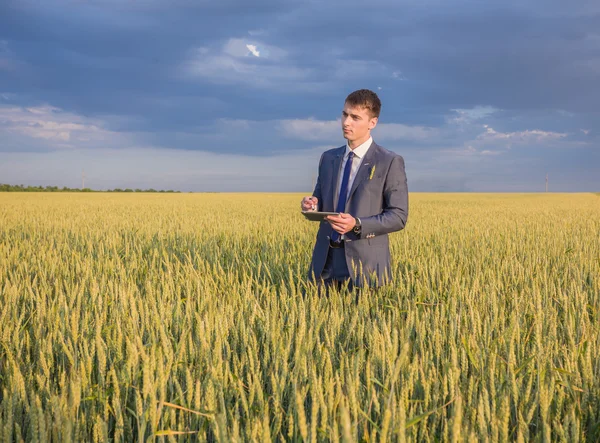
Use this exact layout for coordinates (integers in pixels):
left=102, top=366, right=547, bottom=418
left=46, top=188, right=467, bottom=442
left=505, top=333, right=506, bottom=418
left=0, top=183, right=181, bottom=193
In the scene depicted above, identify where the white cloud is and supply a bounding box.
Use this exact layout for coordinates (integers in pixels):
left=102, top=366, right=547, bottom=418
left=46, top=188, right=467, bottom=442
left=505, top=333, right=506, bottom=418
left=278, top=119, right=339, bottom=141
left=246, top=44, right=260, bottom=57
left=438, top=145, right=479, bottom=156
left=183, top=54, right=311, bottom=88
left=477, top=126, right=567, bottom=146
left=183, top=38, right=403, bottom=91
left=222, top=39, right=253, bottom=58
left=181, top=39, right=315, bottom=90
left=449, top=106, right=499, bottom=125
left=0, top=104, right=135, bottom=150
left=392, top=71, right=406, bottom=80
left=438, top=125, right=574, bottom=156
left=1, top=116, right=596, bottom=193
left=2, top=101, right=592, bottom=192
left=0, top=93, right=17, bottom=101
left=222, top=38, right=283, bottom=59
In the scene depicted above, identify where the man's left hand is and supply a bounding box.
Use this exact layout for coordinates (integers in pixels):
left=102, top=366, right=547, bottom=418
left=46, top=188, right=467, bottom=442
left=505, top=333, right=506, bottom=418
left=327, top=213, right=356, bottom=234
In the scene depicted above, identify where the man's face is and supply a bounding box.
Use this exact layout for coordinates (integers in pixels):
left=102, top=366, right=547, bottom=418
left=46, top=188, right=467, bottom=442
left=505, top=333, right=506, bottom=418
left=341, top=102, right=378, bottom=144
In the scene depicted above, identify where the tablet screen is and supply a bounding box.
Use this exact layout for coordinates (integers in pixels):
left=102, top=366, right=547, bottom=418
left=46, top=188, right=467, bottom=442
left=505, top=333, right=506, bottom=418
left=302, top=211, right=340, bottom=221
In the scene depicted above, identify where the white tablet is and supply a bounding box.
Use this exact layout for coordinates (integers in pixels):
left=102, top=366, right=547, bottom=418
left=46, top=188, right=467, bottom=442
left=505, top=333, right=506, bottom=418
left=302, top=211, right=340, bottom=221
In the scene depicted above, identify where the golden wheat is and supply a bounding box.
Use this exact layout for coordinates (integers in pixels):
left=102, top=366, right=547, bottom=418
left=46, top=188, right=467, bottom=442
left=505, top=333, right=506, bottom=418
left=0, top=192, right=599, bottom=441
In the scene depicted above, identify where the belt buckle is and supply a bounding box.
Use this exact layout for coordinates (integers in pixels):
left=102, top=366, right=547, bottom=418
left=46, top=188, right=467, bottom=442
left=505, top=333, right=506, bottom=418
left=329, top=238, right=344, bottom=248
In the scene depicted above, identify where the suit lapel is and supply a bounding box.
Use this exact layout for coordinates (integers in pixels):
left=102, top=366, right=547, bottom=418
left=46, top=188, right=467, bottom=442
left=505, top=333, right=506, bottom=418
left=347, top=142, right=378, bottom=205
left=330, top=147, right=344, bottom=209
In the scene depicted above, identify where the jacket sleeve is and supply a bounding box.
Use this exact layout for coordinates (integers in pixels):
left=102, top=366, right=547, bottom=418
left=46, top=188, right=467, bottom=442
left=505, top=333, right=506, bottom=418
left=312, top=153, right=324, bottom=211
left=359, top=155, right=408, bottom=237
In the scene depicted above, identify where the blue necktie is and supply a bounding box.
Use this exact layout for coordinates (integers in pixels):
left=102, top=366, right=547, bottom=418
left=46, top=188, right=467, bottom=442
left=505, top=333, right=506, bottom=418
left=331, top=151, right=354, bottom=243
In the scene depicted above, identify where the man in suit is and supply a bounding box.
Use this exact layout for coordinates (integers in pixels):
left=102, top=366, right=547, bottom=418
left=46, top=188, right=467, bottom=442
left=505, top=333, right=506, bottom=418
left=301, top=89, right=408, bottom=289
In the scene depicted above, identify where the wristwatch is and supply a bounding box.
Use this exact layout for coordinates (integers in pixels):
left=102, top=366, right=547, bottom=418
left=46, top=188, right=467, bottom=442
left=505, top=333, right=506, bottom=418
left=352, top=217, right=362, bottom=235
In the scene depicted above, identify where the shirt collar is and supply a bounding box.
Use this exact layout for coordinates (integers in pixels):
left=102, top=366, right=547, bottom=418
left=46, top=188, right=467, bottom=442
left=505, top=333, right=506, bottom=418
left=345, top=136, right=373, bottom=159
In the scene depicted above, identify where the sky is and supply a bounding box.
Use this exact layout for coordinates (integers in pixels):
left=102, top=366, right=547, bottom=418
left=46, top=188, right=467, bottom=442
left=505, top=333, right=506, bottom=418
left=0, top=0, right=599, bottom=192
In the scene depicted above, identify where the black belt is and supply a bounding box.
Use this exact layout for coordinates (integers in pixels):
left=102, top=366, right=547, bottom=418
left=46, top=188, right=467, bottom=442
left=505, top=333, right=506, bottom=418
left=329, top=239, right=345, bottom=248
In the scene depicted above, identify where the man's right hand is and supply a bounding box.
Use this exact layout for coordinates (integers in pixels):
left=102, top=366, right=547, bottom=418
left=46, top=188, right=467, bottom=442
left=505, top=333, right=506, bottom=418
left=301, top=196, right=318, bottom=211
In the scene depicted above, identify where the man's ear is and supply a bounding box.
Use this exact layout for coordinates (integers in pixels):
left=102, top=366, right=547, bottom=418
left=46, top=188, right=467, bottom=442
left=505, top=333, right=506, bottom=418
left=368, top=117, right=378, bottom=130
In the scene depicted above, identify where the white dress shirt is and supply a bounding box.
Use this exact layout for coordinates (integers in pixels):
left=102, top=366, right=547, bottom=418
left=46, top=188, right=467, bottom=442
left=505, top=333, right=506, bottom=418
left=334, top=136, right=373, bottom=209
left=335, top=136, right=373, bottom=240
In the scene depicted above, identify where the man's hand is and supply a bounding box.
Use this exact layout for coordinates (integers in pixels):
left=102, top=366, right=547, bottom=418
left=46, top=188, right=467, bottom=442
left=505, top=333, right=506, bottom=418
left=327, top=213, right=356, bottom=234
left=301, top=196, right=318, bottom=211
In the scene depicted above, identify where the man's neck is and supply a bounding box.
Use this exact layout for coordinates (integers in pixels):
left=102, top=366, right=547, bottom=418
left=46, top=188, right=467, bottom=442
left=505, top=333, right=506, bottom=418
left=348, top=134, right=371, bottom=150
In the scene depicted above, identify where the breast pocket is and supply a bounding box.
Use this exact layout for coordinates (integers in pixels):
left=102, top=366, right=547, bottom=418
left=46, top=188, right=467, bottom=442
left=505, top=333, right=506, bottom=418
left=355, top=179, right=384, bottom=211
left=365, top=178, right=383, bottom=192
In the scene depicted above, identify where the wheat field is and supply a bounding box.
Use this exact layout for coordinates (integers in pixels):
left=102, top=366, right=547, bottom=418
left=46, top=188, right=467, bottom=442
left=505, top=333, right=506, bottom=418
left=0, top=193, right=599, bottom=442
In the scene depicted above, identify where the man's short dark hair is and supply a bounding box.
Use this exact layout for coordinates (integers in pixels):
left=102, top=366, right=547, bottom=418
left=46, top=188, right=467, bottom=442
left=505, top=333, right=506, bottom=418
left=345, top=89, right=381, bottom=119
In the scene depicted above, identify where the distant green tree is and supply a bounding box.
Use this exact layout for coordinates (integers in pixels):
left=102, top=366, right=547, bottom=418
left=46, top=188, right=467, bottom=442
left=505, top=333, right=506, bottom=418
left=0, top=183, right=182, bottom=193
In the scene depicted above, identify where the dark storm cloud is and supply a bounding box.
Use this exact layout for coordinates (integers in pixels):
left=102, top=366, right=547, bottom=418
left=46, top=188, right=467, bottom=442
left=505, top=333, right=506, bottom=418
left=268, top=1, right=600, bottom=116
left=3, top=0, right=598, bottom=122
left=0, top=0, right=598, bottom=190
